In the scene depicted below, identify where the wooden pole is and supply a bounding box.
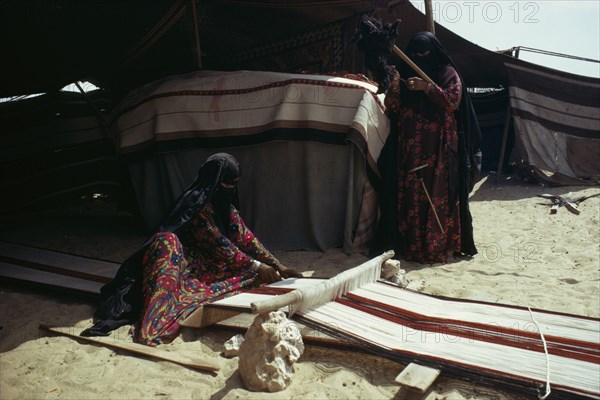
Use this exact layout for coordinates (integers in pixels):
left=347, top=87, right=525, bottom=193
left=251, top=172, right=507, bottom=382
left=409, top=165, right=444, bottom=234
left=496, top=103, right=512, bottom=184
left=391, top=46, right=435, bottom=84
left=41, top=325, right=220, bottom=374
left=74, top=82, right=111, bottom=135
left=189, top=0, right=203, bottom=69
left=424, top=0, right=436, bottom=35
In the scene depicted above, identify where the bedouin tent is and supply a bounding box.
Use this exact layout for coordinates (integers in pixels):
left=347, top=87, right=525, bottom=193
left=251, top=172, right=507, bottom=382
left=1, top=1, right=598, bottom=251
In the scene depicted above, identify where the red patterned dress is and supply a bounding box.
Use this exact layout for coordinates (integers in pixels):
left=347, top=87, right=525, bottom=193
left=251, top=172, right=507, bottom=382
left=384, top=65, right=462, bottom=263
left=134, top=202, right=279, bottom=345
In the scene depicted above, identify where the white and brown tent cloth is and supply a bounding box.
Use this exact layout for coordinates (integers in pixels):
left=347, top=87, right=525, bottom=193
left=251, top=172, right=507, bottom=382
left=112, top=70, right=390, bottom=252
left=507, top=63, right=600, bottom=186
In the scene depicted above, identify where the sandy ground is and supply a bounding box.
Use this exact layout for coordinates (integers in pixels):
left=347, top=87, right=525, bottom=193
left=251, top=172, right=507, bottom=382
left=0, top=173, right=599, bottom=400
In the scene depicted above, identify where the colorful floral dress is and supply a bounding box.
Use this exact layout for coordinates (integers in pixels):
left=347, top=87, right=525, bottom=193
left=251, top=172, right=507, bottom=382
left=384, top=65, right=462, bottom=263
left=134, top=202, right=279, bottom=346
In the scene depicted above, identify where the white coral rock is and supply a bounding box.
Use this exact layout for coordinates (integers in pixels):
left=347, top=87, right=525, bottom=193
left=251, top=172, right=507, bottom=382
left=382, top=259, right=402, bottom=280
left=223, top=334, right=245, bottom=358
left=238, top=310, right=304, bottom=392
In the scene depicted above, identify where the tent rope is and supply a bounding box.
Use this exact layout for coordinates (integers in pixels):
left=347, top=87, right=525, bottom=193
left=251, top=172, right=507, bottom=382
left=528, top=307, right=552, bottom=400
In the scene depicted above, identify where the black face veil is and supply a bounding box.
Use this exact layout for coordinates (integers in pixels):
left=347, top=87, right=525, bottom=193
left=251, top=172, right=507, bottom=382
left=159, top=153, right=240, bottom=234
left=403, top=31, right=450, bottom=84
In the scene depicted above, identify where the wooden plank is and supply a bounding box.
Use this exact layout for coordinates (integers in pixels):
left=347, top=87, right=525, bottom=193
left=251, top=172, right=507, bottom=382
left=181, top=278, right=329, bottom=328
left=207, top=313, right=353, bottom=348
left=0, top=261, right=103, bottom=295
left=180, top=305, right=242, bottom=328
left=40, top=325, right=220, bottom=374
left=0, top=241, right=119, bottom=282
left=395, top=362, right=441, bottom=393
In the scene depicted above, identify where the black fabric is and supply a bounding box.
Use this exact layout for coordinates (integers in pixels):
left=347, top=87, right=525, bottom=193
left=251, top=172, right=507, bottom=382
left=369, top=115, right=399, bottom=258
left=158, top=153, right=240, bottom=233
left=212, top=186, right=238, bottom=235
left=80, top=153, right=241, bottom=338
left=352, top=15, right=400, bottom=94
left=370, top=31, right=482, bottom=259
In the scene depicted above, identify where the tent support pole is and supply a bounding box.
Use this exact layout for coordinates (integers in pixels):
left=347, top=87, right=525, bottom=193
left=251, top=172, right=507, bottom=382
left=74, top=82, right=111, bottom=138
left=189, top=0, right=203, bottom=69
left=496, top=103, right=512, bottom=184
left=424, top=0, right=435, bottom=35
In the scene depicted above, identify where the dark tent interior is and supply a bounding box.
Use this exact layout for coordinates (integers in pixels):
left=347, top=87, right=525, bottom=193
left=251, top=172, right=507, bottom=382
left=0, top=0, right=513, bottom=98
left=1, top=0, right=597, bottom=245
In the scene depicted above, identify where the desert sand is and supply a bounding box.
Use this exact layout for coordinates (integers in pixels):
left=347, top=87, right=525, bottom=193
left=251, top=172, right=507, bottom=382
left=0, top=173, right=599, bottom=400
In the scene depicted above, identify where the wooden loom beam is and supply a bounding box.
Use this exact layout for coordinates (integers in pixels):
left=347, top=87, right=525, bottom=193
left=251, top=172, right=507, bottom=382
left=40, top=325, right=220, bottom=374
left=250, top=251, right=395, bottom=315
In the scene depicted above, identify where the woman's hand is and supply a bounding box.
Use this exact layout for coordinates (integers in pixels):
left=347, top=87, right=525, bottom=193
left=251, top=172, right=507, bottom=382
left=390, top=67, right=401, bottom=92
left=256, top=263, right=281, bottom=284
left=406, top=77, right=429, bottom=92
left=276, top=263, right=303, bottom=279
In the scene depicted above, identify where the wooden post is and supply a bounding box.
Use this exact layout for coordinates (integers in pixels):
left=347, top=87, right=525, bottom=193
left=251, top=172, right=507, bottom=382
left=189, top=0, right=202, bottom=69
left=424, top=0, right=435, bottom=35
left=74, top=82, right=112, bottom=139
left=496, top=103, right=512, bottom=184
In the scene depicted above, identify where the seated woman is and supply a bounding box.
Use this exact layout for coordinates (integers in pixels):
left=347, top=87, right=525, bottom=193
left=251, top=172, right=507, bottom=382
left=82, top=153, right=302, bottom=346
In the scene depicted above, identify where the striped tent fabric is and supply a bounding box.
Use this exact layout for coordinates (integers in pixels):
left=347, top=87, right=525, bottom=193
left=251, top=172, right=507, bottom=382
left=0, top=91, right=122, bottom=215
left=506, top=63, right=600, bottom=186
left=470, top=89, right=512, bottom=173
left=111, top=70, right=390, bottom=251
left=351, top=179, right=378, bottom=252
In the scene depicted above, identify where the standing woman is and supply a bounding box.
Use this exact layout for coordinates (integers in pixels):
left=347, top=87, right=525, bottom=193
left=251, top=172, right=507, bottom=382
left=371, top=31, right=482, bottom=264
left=82, top=153, right=301, bottom=345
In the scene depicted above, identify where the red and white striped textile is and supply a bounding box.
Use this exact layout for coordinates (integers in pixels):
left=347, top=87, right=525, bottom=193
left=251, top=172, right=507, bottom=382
left=208, top=278, right=600, bottom=399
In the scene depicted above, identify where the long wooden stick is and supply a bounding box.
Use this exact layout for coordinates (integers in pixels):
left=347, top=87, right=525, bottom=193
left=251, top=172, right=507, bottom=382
left=40, top=325, right=220, bottom=374
left=419, top=177, right=444, bottom=234
left=188, top=0, right=202, bottom=69
left=409, top=165, right=444, bottom=234
left=391, top=46, right=435, bottom=85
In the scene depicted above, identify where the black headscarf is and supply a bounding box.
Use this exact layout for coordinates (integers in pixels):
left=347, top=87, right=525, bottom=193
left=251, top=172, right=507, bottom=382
left=370, top=32, right=482, bottom=258
left=406, top=32, right=443, bottom=79
left=159, top=153, right=240, bottom=234
left=81, top=153, right=241, bottom=337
